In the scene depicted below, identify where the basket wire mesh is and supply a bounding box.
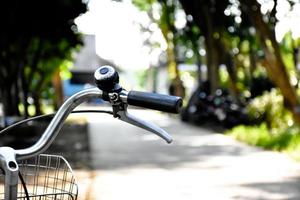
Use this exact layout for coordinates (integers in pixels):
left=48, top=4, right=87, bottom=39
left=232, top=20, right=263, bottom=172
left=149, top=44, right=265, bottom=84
left=0, top=154, right=78, bottom=200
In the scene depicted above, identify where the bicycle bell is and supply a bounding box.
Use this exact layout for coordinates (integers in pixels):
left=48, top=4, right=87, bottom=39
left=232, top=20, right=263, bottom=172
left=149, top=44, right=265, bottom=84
left=94, top=65, right=122, bottom=92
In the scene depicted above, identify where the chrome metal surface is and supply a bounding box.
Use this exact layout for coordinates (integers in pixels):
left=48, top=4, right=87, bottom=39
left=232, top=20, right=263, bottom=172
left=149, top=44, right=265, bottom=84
left=0, top=147, right=19, bottom=200
left=94, top=65, right=115, bottom=81
left=0, top=154, right=78, bottom=200
left=15, top=87, right=103, bottom=160
left=119, top=90, right=128, bottom=103
left=0, top=66, right=175, bottom=199
left=117, top=109, right=173, bottom=143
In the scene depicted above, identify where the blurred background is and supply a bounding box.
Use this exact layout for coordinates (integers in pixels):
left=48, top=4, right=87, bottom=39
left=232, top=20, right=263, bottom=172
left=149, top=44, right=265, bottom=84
left=1, top=0, right=300, bottom=199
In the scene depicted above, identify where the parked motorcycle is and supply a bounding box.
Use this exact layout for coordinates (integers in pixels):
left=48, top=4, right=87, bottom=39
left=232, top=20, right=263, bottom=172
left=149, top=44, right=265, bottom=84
left=181, top=87, right=249, bottom=128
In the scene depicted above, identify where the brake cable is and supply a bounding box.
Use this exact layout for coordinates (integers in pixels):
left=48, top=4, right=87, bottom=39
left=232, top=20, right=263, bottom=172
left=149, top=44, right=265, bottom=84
left=0, top=110, right=114, bottom=136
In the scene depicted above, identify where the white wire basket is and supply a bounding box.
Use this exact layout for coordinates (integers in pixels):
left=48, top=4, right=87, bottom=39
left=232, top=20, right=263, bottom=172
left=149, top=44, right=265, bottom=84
left=0, top=154, right=78, bottom=200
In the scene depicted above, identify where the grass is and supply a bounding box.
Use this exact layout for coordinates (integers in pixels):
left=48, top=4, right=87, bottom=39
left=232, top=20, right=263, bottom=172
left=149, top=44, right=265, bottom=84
left=225, top=123, right=300, bottom=161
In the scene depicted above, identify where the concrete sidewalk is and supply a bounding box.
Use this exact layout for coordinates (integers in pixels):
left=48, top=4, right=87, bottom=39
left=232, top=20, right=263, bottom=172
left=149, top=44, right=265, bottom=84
left=75, top=110, right=300, bottom=200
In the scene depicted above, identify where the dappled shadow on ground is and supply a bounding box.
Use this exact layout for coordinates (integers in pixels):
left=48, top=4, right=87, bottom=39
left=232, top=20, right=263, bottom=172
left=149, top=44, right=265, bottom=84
left=86, top=117, right=300, bottom=199
left=88, top=120, right=259, bottom=170
left=90, top=142, right=255, bottom=170
left=232, top=177, right=300, bottom=200
left=2, top=115, right=300, bottom=199
left=186, top=120, right=227, bottom=133
left=0, top=114, right=234, bottom=170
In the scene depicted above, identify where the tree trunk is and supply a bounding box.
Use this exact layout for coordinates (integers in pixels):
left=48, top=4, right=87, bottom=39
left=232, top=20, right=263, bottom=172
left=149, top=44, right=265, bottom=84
left=52, top=69, right=64, bottom=110
left=1, top=82, right=20, bottom=117
left=241, top=0, right=300, bottom=124
left=32, top=77, right=45, bottom=116
left=203, top=8, right=219, bottom=94
left=292, top=42, right=300, bottom=88
left=196, top=59, right=202, bottom=86
left=225, top=53, right=240, bottom=101
left=249, top=45, right=257, bottom=81
left=33, top=92, right=42, bottom=116
left=20, top=67, right=29, bottom=118
left=178, top=0, right=220, bottom=93
left=152, top=67, right=158, bottom=93
left=205, top=37, right=219, bottom=94
left=159, top=2, right=185, bottom=98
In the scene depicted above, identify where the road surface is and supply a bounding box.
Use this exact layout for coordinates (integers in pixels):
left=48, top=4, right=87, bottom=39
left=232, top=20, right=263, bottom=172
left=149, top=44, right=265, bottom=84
left=73, top=109, right=300, bottom=200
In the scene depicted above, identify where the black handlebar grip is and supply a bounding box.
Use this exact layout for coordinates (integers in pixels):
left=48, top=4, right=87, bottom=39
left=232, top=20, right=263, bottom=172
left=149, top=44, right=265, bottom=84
left=127, top=91, right=183, bottom=113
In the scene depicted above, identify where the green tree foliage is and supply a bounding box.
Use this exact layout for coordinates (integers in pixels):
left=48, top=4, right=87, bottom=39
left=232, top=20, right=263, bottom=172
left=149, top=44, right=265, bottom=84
left=132, top=0, right=187, bottom=98
left=0, top=0, right=87, bottom=118
left=131, top=0, right=300, bottom=124
left=239, top=0, right=300, bottom=123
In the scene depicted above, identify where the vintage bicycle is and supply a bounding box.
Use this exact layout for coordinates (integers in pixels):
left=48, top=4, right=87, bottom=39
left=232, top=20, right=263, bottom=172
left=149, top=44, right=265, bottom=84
left=0, top=66, right=182, bottom=200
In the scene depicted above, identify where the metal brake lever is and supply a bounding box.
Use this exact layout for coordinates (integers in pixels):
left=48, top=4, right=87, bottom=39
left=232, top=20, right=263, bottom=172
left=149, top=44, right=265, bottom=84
left=112, top=104, right=173, bottom=144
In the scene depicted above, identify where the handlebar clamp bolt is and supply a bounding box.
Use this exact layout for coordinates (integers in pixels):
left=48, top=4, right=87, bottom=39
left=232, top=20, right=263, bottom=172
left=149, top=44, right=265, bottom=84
left=109, top=93, right=119, bottom=102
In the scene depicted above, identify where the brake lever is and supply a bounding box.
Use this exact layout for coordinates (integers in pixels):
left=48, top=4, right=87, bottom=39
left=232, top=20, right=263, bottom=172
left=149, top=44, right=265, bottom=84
left=94, top=66, right=173, bottom=143
left=112, top=104, right=173, bottom=144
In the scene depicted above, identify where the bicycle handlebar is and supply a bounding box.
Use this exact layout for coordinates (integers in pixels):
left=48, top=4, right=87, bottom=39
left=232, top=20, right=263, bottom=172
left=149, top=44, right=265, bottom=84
left=15, top=88, right=103, bottom=160
left=14, top=88, right=181, bottom=160
left=13, top=66, right=182, bottom=160
left=127, top=91, right=182, bottom=114
left=0, top=66, right=182, bottom=200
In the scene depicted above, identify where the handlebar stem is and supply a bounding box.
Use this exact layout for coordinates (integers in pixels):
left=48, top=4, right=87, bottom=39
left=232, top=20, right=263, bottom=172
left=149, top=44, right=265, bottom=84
left=15, top=87, right=103, bottom=160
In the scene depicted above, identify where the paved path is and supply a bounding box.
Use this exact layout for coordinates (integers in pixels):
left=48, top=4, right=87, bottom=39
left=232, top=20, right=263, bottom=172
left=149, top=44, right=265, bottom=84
left=75, top=110, right=300, bottom=200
